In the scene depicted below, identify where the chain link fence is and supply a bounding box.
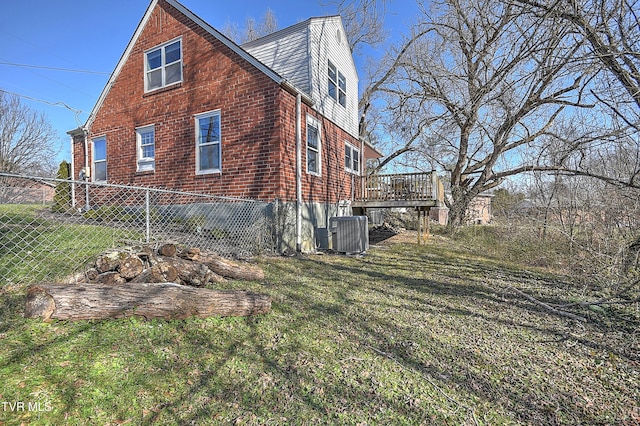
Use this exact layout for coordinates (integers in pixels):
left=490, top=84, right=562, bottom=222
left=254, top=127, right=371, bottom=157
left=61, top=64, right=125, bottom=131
left=0, top=173, right=274, bottom=287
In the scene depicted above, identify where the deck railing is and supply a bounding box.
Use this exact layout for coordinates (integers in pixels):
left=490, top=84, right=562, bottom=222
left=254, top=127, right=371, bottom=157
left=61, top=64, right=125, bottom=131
left=355, top=172, right=444, bottom=204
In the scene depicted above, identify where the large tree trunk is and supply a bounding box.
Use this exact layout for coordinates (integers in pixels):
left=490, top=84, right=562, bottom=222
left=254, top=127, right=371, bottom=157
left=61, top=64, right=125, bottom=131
left=24, top=283, right=272, bottom=321
left=447, top=186, right=473, bottom=229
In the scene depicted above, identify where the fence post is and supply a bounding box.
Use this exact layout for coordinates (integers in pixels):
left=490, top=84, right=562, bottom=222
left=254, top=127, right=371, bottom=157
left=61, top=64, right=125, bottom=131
left=145, top=189, right=151, bottom=243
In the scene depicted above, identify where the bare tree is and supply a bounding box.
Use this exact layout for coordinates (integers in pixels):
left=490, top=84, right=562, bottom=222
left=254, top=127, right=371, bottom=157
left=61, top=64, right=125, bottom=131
left=374, top=0, right=601, bottom=226
left=515, top=0, right=640, bottom=112
left=328, top=0, right=389, bottom=53
left=0, top=91, right=58, bottom=175
left=222, top=8, right=279, bottom=44
left=512, top=0, right=640, bottom=192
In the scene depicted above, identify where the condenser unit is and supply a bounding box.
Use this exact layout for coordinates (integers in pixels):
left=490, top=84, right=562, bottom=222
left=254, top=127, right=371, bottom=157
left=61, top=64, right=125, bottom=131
left=329, top=216, right=369, bottom=254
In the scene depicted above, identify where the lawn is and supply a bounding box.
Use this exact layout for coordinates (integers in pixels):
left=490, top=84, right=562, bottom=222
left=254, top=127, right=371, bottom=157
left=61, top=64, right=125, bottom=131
left=0, top=205, right=141, bottom=286
left=0, top=230, right=638, bottom=424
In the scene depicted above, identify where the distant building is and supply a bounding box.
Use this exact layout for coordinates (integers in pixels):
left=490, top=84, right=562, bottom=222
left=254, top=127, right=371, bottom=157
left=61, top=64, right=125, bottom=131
left=429, top=193, right=494, bottom=225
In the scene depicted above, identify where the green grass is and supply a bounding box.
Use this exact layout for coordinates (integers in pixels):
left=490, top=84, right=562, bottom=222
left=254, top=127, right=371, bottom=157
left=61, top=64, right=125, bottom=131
left=0, top=205, right=141, bottom=285
left=0, top=222, right=639, bottom=424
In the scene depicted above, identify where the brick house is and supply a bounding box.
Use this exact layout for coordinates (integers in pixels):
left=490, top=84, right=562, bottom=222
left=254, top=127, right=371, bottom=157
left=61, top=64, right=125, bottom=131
left=68, top=0, right=381, bottom=252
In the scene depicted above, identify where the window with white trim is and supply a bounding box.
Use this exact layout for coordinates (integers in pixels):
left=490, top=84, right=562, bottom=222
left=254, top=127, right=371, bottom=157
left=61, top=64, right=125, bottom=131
left=328, top=60, right=346, bottom=107
left=136, top=125, right=155, bottom=172
left=195, top=110, right=222, bottom=174
left=306, top=115, right=321, bottom=175
left=145, top=39, right=182, bottom=91
left=92, top=137, right=107, bottom=182
left=344, top=142, right=360, bottom=175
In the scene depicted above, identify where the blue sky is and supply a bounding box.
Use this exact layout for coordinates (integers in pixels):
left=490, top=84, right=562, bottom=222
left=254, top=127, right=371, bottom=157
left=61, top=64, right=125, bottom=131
left=0, top=0, right=416, bottom=165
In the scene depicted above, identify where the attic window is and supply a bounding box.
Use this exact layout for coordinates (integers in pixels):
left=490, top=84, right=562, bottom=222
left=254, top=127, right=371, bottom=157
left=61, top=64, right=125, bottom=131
left=328, top=60, right=346, bottom=107
left=145, top=39, right=182, bottom=92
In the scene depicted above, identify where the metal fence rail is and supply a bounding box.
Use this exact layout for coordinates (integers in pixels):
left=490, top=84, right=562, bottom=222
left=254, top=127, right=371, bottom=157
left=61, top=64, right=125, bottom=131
left=0, top=173, right=273, bottom=286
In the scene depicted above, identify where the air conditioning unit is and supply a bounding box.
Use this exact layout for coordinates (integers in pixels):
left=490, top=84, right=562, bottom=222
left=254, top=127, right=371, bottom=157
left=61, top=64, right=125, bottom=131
left=329, top=216, right=369, bottom=254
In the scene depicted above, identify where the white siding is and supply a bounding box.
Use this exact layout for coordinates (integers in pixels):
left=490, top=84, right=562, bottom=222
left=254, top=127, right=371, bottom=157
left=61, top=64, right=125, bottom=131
left=242, top=22, right=311, bottom=94
left=243, top=16, right=359, bottom=139
left=308, top=17, right=359, bottom=138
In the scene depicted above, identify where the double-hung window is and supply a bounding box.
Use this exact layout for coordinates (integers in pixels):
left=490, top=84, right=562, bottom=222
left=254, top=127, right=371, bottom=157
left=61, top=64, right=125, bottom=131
left=306, top=116, right=321, bottom=175
left=345, top=142, right=360, bottom=175
left=195, top=110, right=222, bottom=174
left=92, top=137, right=107, bottom=182
left=136, top=125, right=155, bottom=172
left=328, top=60, right=346, bottom=107
left=145, top=38, right=182, bottom=91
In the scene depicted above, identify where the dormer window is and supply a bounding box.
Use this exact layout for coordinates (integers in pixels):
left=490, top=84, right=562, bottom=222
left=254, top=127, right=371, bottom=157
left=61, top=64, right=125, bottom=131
left=145, top=39, right=182, bottom=91
left=328, top=60, right=346, bottom=107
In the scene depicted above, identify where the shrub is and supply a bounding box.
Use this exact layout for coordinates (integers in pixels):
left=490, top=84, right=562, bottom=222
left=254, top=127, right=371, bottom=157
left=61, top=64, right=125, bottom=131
left=52, top=161, right=72, bottom=212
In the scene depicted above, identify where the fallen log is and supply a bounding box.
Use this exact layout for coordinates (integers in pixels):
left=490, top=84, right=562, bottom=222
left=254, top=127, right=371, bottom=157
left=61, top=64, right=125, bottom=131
left=95, top=251, right=123, bottom=273
left=200, top=252, right=265, bottom=281
left=129, top=262, right=179, bottom=283
left=178, top=247, right=201, bottom=261
left=157, top=256, right=226, bottom=286
left=158, top=243, right=177, bottom=257
left=118, top=254, right=144, bottom=279
left=24, top=283, right=272, bottom=321
left=95, top=271, right=126, bottom=285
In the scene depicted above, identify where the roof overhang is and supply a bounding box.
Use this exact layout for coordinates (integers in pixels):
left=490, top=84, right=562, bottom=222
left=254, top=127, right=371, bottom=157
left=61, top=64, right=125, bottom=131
left=363, top=140, right=384, bottom=159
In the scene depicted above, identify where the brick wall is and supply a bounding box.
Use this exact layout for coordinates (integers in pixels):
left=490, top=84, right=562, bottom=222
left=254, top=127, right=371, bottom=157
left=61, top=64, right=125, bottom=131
left=73, top=0, right=359, bottom=206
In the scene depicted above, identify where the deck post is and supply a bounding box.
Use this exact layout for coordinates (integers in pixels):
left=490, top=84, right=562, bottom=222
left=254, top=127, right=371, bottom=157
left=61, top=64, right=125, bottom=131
left=417, top=208, right=422, bottom=245
left=417, top=208, right=429, bottom=245
left=425, top=208, right=430, bottom=239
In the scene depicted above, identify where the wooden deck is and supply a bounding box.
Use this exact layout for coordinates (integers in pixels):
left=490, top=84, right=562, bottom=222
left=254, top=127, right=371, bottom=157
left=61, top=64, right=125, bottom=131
left=353, top=172, right=445, bottom=209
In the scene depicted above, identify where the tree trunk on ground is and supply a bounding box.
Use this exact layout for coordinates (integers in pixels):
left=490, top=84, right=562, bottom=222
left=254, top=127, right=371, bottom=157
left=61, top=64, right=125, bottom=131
left=129, top=262, right=179, bottom=283
left=24, top=283, right=272, bottom=321
left=158, top=243, right=178, bottom=257
left=118, top=254, right=144, bottom=279
left=178, top=247, right=201, bottom=261
left=95, top=272, right=126, bottom=285
left=95, top=251, right=123, bottom=273
left=200, top=253, right=265, bottom=281
left=159, top=256, right=226, bottom=286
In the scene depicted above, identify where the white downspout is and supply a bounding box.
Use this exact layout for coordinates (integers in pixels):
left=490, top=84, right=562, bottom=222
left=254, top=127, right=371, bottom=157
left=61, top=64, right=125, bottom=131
left=70, top=134, right=76, bottom=209
left=83, top=129, right=90, bottom=211
left=296, top=93, right=302, bottom=253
